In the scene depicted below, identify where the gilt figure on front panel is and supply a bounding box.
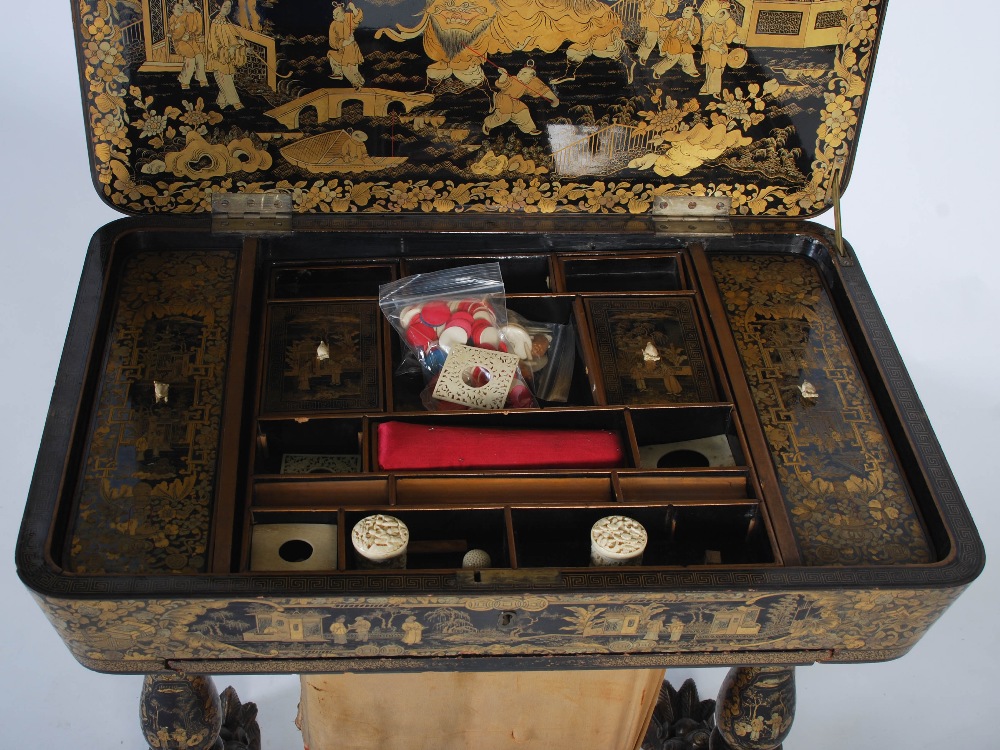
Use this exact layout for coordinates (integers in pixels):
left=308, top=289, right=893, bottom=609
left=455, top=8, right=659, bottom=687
left=85, top=0, right=874, bottom=214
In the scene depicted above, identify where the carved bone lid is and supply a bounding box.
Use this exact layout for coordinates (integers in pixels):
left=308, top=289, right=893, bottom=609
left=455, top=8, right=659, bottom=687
left=73, top=0, right=882, bottom=219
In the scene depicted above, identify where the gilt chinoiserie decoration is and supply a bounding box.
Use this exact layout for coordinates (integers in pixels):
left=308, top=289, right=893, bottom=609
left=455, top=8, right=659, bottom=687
left=16, top=0, right=986, bottom=747
left=79, top=0, right=879, bottom=216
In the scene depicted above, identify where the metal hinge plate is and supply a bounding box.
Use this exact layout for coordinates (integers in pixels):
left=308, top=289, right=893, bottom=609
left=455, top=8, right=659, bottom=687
left=652, top=195, right=733, bottom=235
left=212, top=192, right=293, bottom=233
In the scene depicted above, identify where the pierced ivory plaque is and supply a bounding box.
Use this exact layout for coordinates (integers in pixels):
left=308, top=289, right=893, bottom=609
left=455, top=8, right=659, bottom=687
left=280, top=453, right=361, bottom=474
left=432, top=344, right=520, bottom=410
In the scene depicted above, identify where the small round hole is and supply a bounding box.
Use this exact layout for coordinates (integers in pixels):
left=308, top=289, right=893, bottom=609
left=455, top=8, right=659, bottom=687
left=657, top=449, right=711, bottom=468
left=461, top=366, right=492, bottom=388
left=278, top=539, right=314, bottom=563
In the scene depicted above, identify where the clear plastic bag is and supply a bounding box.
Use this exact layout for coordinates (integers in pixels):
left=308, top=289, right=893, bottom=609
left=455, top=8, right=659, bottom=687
left=378, top=263, right=538, bottom=410
left=504, top=309, right=576, bottom=403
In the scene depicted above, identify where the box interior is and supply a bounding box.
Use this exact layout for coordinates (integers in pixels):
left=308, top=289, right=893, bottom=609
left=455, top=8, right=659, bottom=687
left=51, top=230, right=948, bottom=578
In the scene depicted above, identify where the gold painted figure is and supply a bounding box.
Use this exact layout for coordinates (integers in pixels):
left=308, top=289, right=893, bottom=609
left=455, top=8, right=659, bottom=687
left=401, top=616, right=425, bottom=645
left=378, top=0, right=638, bottom=90
left=699, top=6, right=738, bottom=95
left=328, top=1, right=365, bottom=90
left=169, top=0, right=208, bottom=89
left=546, top=0, right=636, bottom=84
left=652, top=4, right=701, bottom=79
left=636, top=0, right=678, bottom=65
left=482, top=61, right=559, bottom=136
left=208, top=0, right=247, bottom=110
left=350, top=617, right=372, bottom=641
left=339, top=130, right=369, bottom=162
left=329, top=616, right=348, bottom=644
left=376, top=0, right=497, bottom=91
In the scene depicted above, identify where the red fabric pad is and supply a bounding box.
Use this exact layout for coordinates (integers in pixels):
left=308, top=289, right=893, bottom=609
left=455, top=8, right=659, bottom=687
left=377, top=421, right=627, bottom=471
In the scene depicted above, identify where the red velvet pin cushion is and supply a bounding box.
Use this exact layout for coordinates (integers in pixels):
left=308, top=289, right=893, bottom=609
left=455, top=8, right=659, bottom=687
left=377, top=421, right=626, bottom=471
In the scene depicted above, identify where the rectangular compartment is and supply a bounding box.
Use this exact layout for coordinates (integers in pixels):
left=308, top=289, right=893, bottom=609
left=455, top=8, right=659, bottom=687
left=270, top=263, right=397, bottom=299
left=511, top=503, right=774, bottom=568
left=558, top=254, right=685, bottom=293
left=255, top=418, right=364, bottom=474
left=344, top=509, right=510, bottom=570
left=395, top=473, right=616, bottom=505
left=628, top=405, right=745, bottom=469
left=585, top=296, right=719, bottom=405
left=253, top=477, right=390, bottom=508
left=388, top=340, right=427, bottom=413
left=617, top=472, right=752, bottom=502
left=506, top=294, right=595, bottom=406
left=370, top=410, right=632, bottom=472
left=401, top=255, right=554, bottom=294
left=261, top=301, right=384, bottom=415
left=247, top=512, right=340, bottom=572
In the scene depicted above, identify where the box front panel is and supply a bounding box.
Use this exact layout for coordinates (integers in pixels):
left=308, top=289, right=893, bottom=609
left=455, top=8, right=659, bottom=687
left=32, top=584, right=964, bottom=673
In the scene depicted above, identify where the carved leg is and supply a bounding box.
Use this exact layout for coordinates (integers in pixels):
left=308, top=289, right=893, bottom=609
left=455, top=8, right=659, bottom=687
left=710, top=666, right=796, bottom=750
left=141, top=673, right=261, bottom=750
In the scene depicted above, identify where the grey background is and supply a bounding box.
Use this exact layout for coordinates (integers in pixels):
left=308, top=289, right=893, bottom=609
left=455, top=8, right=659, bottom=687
left=1, top=0, right=995, bottom=746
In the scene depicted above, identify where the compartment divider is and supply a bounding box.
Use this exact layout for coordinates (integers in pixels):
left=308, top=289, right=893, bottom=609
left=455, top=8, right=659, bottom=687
left=337, top=509, right=347, bottom=571
left=617, top=470, right=752, bottom=503
left=610, top=472, right=624, bottom=503
left=387, top=473, right=398, bottom=506
left=379, top=316, right=395, bottom=414
left=211, top=237, right=261, bottom=573
left=573, top=295, right=606, bottom=405
left=393, top=473, right=618, bottom=505
left=623, top=409, right=640, bottom=468
left=689, top=246, right=802, bottom=565
left=253, top=477, right=392, bottom=507
left=361, top=415, right=371, bottom=473
left=504, top=507, right=519, bottom=569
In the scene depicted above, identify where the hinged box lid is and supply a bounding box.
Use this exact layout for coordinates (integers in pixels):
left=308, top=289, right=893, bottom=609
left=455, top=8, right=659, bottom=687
left=73, top=0, right=883, bottom=218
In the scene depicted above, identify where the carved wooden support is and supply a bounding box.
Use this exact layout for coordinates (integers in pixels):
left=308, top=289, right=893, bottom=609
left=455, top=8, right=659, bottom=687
left=140, top=673, right=260, bottom=750
left=642, top=678, right=716, bottom=749
left=710, top=666, right=796, bottom=750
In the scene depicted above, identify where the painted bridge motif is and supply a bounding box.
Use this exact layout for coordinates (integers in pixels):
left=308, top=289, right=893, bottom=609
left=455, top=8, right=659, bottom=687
left=265, top=88, right=435, bottom=129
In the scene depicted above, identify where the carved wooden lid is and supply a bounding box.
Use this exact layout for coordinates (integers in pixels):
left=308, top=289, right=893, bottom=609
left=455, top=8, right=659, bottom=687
left=73, top=0, right=882, bottom=218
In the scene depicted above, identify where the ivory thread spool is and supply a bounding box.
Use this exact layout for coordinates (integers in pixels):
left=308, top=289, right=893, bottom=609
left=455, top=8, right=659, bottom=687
left=351, top=514, right=409, bottom=569
left=590, top=515, right=647, bottom=566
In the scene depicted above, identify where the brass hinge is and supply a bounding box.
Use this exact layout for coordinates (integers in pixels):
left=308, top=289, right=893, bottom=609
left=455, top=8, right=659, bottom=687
left=212, top=192, right=293, bottom=233
left=651, top=196, right=733, bottom=235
